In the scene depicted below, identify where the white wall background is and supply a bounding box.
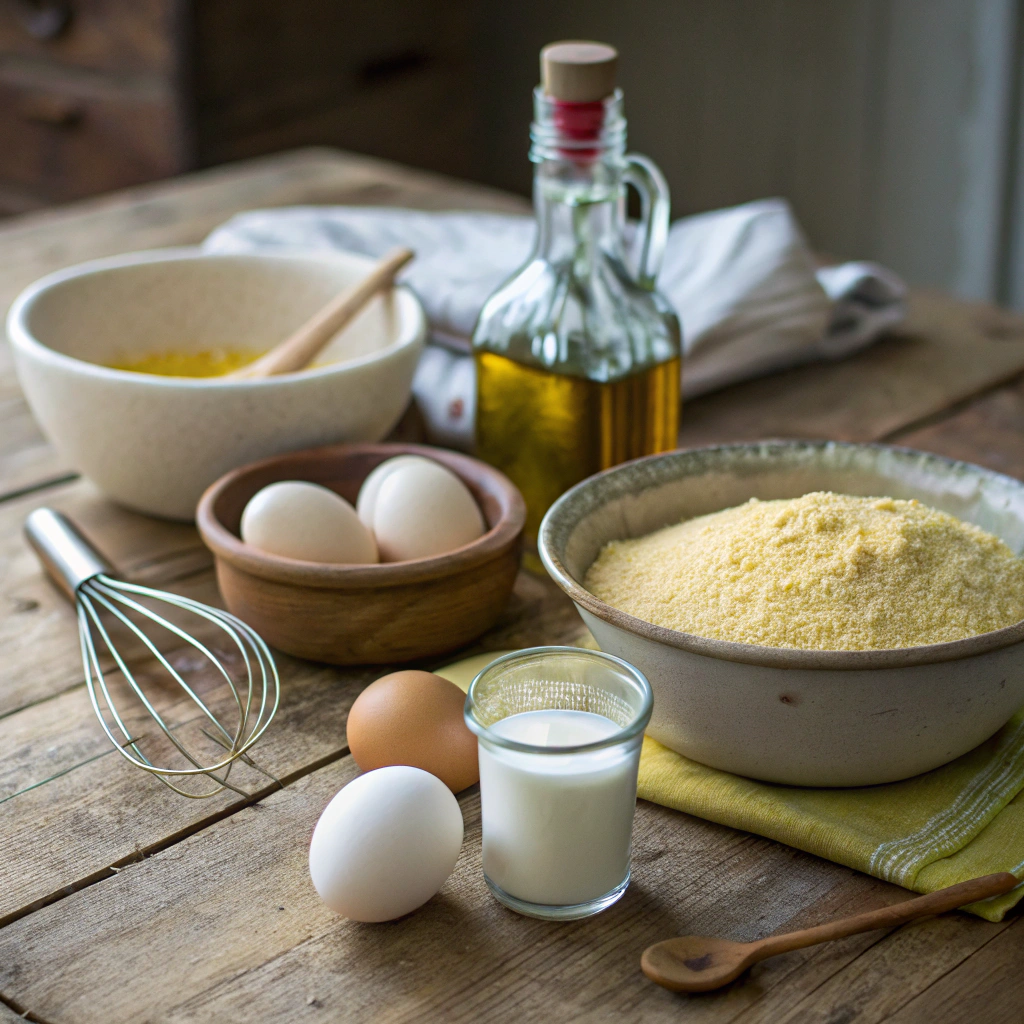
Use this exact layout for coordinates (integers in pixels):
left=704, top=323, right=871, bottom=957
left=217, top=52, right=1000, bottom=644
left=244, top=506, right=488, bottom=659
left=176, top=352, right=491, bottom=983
left=476, top=0, right=1024, bottom=305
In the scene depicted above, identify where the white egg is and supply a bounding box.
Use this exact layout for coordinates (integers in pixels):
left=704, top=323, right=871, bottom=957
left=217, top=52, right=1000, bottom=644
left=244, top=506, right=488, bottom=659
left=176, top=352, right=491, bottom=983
left=308, top=765, right=464, bottom=922
left=372, top=460, right=486, bottom=562
left=355, top=455, right=434, bottom=530
left=240, top=480, right=378, bottom=564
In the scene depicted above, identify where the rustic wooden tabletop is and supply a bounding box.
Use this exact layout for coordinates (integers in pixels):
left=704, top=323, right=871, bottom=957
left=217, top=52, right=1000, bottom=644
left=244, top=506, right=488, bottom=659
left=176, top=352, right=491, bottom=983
left=2, top=148, right=1024, bottom=1024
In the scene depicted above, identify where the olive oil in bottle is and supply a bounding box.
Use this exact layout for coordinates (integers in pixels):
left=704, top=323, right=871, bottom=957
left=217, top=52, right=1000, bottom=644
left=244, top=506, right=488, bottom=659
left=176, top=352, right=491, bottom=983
left=473, top=41, right=682, bottom=546
left=476, top=352, right=680, bottom=540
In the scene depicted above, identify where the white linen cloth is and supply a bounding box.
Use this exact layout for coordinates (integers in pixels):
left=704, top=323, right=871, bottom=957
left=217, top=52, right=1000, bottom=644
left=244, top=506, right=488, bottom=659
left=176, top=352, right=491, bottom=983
left=205, top=199, right=905, bottom=449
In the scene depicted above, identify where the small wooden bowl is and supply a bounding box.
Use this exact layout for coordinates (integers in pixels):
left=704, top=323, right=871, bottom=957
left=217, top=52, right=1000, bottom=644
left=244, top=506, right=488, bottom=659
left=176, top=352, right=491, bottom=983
left=196, top=442, right=525, bottom=664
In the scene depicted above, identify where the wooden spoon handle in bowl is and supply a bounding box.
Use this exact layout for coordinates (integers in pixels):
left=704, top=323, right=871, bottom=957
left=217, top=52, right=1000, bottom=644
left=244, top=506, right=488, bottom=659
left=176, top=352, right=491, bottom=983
left=230, top=246, right=414, bottom=379
left=754, top=872, right=1019, bottom=960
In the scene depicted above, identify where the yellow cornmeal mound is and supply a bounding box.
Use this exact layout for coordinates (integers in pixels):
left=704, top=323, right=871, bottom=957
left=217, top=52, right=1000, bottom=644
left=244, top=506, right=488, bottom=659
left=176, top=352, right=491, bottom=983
left=584, top=491, right=1024, bottom=651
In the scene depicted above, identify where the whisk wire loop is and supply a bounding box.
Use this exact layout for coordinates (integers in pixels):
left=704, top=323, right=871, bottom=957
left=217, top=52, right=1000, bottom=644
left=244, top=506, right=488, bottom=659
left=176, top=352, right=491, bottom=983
left=82, top=578, right=279, bottom=796
left=90, top=580, right=247, bottom=749
left=82, top=589, right=216, bottom=770
left=81, top=594, right=251, bottom=798
left=26, top=508, right=280, bottom=800
left=116, top=576, right=279, bottom=730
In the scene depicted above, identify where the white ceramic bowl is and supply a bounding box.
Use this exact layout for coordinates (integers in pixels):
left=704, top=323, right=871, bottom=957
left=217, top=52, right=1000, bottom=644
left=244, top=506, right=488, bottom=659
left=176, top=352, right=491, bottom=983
left=7, top=248, right=427, bottom=519
left=539, top=441, right=1024, bottom=787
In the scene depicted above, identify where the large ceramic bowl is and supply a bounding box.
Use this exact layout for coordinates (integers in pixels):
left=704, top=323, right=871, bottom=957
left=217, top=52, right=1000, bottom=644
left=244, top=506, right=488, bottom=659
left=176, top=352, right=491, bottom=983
left=7, top=248, right=426, bottom=520
left=539, top=441, right=1024, bottom=786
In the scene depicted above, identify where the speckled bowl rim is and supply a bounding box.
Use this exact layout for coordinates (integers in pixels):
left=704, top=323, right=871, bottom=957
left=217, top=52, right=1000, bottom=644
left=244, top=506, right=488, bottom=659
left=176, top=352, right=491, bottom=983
left=5, top=247, right=426, bottom=389
left=197, top=442, right=527, bottom=589
left=538, top=440, right=1024, bottom=671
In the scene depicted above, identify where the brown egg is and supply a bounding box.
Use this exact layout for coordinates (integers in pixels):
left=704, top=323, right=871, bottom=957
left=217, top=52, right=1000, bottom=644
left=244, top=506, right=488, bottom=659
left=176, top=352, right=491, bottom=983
left=346, top=670, right=479, bottom=793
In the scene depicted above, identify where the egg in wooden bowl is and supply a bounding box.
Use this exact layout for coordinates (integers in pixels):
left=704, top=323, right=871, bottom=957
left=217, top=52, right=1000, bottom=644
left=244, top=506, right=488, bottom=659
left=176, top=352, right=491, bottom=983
left=196, top=442, right=525, bottom=664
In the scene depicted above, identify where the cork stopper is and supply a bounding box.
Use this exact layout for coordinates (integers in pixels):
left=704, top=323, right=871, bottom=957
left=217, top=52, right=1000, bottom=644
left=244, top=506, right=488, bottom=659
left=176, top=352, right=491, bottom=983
left=541, top=41, right=618, bottom=102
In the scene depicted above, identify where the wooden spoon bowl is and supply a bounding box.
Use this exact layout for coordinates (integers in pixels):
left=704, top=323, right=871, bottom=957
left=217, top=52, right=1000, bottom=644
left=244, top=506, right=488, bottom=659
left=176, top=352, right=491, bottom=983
left=196, top=442, right=525, bottom=664
left=641, top=935, right=755, bottom=993
left=641, top=872, right=1018, bottom=994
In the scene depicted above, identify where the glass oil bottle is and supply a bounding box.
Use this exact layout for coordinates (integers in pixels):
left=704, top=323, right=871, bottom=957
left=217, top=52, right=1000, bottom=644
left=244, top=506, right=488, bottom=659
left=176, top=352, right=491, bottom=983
left=473, top=42, right=682, bottom=549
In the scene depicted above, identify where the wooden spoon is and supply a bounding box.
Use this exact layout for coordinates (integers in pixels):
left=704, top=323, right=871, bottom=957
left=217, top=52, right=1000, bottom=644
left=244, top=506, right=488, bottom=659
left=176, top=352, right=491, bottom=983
left=642, top=871, right=1018, bottom=993
left=229, top=246, right=414, bottom=378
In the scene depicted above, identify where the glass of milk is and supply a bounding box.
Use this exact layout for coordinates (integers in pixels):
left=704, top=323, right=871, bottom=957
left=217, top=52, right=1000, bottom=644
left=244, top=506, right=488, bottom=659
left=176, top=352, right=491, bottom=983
left=464, top=646, right=653, bottom=920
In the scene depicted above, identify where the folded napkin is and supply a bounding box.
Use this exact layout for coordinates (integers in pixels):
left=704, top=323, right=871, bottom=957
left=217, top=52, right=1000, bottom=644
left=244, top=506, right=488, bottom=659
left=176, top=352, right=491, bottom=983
left=204, top=201, right=906, bottom=449
left=642, top=722, right=1024, bottom=921
left=437, top=649, right=1024, bottom=921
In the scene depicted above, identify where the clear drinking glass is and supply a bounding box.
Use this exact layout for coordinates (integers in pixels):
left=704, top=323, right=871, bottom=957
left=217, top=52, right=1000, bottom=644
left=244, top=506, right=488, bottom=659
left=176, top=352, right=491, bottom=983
left=464, top=647, right=653, bottom=920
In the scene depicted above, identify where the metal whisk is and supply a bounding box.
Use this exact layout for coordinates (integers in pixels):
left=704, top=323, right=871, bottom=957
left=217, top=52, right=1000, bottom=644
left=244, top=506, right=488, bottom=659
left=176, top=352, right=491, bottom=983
left=25, top=508, right=279, bottom=798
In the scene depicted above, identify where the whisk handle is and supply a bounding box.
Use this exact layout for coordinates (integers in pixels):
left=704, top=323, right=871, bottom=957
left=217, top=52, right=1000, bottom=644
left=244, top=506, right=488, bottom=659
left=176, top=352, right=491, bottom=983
left=24, top=508, right=114, bottom=601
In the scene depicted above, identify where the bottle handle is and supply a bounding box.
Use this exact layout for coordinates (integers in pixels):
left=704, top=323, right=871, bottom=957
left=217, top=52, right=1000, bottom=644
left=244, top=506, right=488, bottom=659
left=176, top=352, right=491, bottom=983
left=623, top=153, right=670, bottom=290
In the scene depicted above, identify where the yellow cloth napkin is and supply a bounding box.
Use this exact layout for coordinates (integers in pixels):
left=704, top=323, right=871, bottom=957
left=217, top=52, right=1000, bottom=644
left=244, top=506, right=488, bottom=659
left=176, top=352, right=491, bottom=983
left=437, top=649, right=1024, bottom=921
left=639, top=718, right=1024, bottom=921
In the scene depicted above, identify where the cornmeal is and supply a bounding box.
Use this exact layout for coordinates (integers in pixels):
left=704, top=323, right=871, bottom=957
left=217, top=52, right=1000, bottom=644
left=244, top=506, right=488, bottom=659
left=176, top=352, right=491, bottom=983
left=584, top=492, right=1024, bottom=651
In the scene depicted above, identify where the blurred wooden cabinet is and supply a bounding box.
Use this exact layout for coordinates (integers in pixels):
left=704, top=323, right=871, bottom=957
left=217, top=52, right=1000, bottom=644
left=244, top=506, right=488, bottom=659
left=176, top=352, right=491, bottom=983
left=0, top=0, right=479, bottom=214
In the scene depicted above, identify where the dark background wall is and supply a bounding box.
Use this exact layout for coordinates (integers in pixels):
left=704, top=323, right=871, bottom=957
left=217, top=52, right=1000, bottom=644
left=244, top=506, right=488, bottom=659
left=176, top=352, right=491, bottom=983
left=1, top=0, right=1020, bottom=303
left=475, top=0, right=1021, bottom=304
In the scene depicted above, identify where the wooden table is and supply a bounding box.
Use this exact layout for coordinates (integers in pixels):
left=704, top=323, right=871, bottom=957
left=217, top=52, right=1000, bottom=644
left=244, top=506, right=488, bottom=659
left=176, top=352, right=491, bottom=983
left=2, top=148, right=1024, bottom=1024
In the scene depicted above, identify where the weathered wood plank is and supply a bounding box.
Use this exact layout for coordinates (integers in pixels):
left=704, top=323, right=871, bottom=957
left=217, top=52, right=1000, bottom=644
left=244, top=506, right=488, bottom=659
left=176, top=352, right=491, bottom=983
left=745, top=914, right=1008, bottom=1024
left=0, top=750, right=909, bottom=1024
left=0, top=394, right=71, bottom=503
left=0, top=1000, right=27, bottom=1023
left=679, top=291, right=1024, bottom=448
left=893, top=372, right=1024, bottom=480
left=885, top=916, right=1024, bottom=1023
left=0, top=759, right=362, bottom=1024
